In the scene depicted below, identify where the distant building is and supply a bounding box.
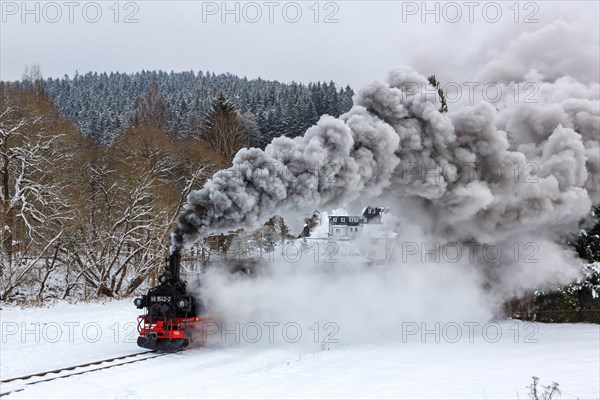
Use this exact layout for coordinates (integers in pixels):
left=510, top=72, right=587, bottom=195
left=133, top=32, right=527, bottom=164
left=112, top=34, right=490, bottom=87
left=363, top=206, right=386, bottom=224
left=327, top=207, right=395, bottom=262
left=328, top=216, right=367, bottom=239
left=359, top=224, right=396, bottom=262
left=328, top=207, right=388, bottom=239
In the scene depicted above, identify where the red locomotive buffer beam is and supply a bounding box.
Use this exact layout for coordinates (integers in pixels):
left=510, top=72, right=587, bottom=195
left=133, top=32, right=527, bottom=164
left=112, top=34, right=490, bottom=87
left=137, top=315, right=213, bottom=351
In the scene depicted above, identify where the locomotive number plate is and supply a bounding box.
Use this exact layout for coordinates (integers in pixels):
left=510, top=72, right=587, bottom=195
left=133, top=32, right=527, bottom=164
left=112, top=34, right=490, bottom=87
left=150, top=296, right=172, bottom=302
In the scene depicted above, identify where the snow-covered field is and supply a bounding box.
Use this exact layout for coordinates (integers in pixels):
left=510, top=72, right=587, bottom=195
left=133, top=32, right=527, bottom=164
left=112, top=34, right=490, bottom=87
left=0, top=300, right=598, bottom=399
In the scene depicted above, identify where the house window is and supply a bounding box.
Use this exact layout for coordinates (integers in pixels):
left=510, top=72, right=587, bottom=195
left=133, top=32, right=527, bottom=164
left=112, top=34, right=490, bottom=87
left=332, top=217, right=337, bottom=223
left=341, top=218, right=345, bottom=223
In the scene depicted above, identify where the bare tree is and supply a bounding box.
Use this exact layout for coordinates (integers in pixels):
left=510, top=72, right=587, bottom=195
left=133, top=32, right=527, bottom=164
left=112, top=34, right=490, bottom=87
left=0, top=98, right=72, bottom=301
left=527, top=376, right=561, bottom=400
left=60, top=133, right=209, bottom=298
left=1, top=89, right=213, bottom=302
left=61, top=162, right=160, bottom=297
left=126, top=80, right=167, bottom=129
left=240, top=111, right=262, bottom=148
left=22, top=64, right=44, bottom=94
left=126, top=162, right=208, bottom=294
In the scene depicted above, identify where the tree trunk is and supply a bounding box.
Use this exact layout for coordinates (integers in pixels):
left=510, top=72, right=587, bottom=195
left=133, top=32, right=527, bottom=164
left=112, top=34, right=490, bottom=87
left=1, top=150, right=13, bottom=273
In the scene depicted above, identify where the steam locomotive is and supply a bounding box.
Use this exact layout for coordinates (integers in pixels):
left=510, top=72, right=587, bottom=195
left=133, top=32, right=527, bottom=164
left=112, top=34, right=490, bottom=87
left=134, top=250, right=208, bottom=351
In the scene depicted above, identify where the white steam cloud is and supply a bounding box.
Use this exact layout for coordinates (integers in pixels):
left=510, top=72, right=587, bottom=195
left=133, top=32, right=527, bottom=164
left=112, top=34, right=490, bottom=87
left=174, top=18, right=599, bottom=342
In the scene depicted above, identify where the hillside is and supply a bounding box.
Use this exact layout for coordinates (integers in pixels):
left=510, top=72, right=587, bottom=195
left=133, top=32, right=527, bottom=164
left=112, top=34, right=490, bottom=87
left=38, top=71, right=354, bottom=145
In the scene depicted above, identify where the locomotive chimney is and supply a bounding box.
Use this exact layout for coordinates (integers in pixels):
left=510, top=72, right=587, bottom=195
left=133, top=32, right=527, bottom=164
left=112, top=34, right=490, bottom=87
left=169, top=248, right=182, bottom=283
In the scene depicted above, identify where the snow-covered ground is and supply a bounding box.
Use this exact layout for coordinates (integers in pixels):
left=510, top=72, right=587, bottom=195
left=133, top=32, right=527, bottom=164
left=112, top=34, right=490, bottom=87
left=1, top=300, right=598, bottom=399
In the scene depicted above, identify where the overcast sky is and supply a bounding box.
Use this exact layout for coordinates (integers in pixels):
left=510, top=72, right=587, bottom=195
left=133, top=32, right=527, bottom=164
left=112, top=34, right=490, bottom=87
left=1, top=1, right=598, bottom=88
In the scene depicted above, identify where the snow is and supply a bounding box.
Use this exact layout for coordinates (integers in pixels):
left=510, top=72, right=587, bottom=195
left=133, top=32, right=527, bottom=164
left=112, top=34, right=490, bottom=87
left=0, top=301, right=142, bottom=378
left=1, top=300, right=598, bottom=399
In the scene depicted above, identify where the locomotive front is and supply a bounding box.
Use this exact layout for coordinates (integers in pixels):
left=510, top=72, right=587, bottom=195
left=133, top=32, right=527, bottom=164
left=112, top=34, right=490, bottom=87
left=134, top=250, right=206, bottom=351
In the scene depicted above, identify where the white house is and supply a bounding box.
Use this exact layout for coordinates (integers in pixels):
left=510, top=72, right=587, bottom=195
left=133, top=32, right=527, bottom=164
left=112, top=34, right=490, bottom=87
left=326, top=207, right=396, bottom=263
left=328, top=216, right=367, bottom=239
left=359, top=223, right=396, bottom=263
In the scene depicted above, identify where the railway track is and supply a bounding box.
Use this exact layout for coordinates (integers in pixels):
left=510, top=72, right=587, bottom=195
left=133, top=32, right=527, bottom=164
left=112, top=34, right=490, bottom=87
left=0, top=351, right=167, bottom=397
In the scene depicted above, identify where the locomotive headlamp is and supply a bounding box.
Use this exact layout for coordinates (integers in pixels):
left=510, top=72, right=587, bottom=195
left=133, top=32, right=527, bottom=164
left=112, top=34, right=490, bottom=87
left=159, top=270, right=172, bottom=283
left=177, top=299, right=189, bottom=309
left=134, top=297, right=144, bottom=308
